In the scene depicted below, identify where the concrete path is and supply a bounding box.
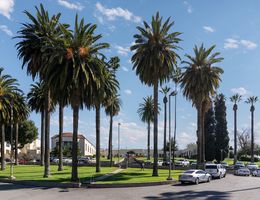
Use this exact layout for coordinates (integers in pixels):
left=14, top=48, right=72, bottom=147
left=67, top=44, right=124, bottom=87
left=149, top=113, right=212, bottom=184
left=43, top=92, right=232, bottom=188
left=92, top=168, right=124, bottom=182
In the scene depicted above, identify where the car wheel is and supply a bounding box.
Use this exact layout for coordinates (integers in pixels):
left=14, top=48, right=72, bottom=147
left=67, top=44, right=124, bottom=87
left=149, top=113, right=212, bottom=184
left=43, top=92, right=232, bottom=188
left=181, top=181, right=185, bottom=184
left=218, top=173, right=222, bottom=179
left=207, top=177, right=211, bottom=182
left=195, top=178, right=199, bottom=185
left=223, top=173, right=226, bottom=178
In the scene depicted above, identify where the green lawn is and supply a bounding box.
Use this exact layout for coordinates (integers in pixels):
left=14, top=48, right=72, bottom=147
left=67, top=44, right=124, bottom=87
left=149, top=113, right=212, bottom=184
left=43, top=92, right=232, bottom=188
left=224, top=158, right=260, bottom=166
left=0, top=165, right=116, bottom=183
left=97, top=168, right=184, bottom=184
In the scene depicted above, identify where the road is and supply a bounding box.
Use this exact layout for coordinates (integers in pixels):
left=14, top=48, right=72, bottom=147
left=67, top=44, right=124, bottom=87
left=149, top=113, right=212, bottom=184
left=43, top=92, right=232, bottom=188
left=1, top=174, right=260, bottom=200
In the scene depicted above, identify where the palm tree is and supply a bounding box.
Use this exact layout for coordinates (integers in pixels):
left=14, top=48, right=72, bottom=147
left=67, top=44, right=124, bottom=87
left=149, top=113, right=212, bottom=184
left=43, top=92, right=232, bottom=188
left=43, top=15, right=109, bottom=180
left=16, top=4, right=63, bottom=177
left=137, top=96, right=156, bottom=160
left=131, top=12, right=181, bottom=176
left=172, top=67, right=182, bottom=164
left=245, top=96, right=258, bottom=163
left=105, top=94, right=121, bottom=163
left=180, top=44, right=223, bottom=164
left=0, top=67, right=21, bottom=170
left=160, top=86, right=170, bottom=162
left=13, top=93, right=29, bottom=165
left=27, top=82, right=46, bottom=166
left=230, top=93, right=242, bottom=164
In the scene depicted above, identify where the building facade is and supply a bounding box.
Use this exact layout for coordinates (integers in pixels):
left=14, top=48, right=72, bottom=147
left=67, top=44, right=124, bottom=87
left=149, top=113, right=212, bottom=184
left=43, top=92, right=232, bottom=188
left=0, top=142, right=11, bottom=158
left=51, top=132, right=96, bottom=156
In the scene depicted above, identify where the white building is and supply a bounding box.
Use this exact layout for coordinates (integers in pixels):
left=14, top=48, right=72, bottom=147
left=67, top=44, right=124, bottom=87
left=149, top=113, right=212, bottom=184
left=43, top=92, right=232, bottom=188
left=19, top=139, right=41, bottom=159
left=51, top=132, right=96, bottom=156
left=0, top=142, right=11, bottom=157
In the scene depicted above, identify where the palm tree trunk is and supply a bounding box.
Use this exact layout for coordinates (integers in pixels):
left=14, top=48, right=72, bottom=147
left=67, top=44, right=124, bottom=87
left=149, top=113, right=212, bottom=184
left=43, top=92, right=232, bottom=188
left=96, top=104, right=101, bottom=173
left=147, top=121, right=151, bottom=160
left=40, top=110, right=45, bottom=166
left=58, top=104, right=64, bottom=171
left=197, top=109, right=201, bottom=164
left=71, top=104, right=79, bottom=182
left=1, top=122, right=5, bottom=170
left=234, top=106, right=237, bottom=164
left=201, top=109, right=205, bottom=163
left=107, top=115, right=113, bottom=160
left=15, top=122, right=18, bottom=165
left=163, top=99, right=167, bottom=162
left=152, top=80, right=159, bottom=176
left=44, top=89, right=51, bottom=178
left=251, top=106, right=254, bottom=163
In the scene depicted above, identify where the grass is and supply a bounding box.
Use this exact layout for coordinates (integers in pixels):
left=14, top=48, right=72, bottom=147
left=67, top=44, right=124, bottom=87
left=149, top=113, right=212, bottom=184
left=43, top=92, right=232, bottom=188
left=223, top=158, right=260, bottom=166
left=97, top=168, right=184, bottom=184
left=0, top=165, right=116, bottom=183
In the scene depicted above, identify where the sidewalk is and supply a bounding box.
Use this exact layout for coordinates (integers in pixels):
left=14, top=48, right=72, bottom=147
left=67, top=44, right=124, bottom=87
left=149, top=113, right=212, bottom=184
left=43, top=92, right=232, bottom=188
left=91, top=168, right=125, bottom=182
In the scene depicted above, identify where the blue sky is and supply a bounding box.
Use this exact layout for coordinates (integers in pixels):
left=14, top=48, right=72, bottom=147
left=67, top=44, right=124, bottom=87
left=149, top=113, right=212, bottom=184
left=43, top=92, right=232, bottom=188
left=0, top=0, right=260, bottom=150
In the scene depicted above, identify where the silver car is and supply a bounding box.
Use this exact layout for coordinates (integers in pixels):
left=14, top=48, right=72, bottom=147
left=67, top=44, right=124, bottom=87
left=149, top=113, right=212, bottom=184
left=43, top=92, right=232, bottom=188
left=252, top=168, right=260, bottom=177
left=179, top=170, right=211, bottom=184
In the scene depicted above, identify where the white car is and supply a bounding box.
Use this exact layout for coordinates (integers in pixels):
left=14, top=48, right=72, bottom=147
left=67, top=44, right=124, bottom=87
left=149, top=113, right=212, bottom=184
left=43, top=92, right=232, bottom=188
left=246, top=163, right=258, bottom=171
left=252, top=168, right=260, bottom=177
left=179, top=170, right=211, bottom=184
left=204, top=164, right=226, bottom=179
left=235, top=167, right=250, bottom=176
left=158, top=160, right=163, bottom=166
left=175, top=159, right=190, bottom=167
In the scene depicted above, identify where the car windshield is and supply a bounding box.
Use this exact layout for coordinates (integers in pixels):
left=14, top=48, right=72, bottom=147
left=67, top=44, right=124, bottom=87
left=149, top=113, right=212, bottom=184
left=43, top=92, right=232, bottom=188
left=205, top=165, right=217, bottom=169
left=183, top=170, right=195, bottom=174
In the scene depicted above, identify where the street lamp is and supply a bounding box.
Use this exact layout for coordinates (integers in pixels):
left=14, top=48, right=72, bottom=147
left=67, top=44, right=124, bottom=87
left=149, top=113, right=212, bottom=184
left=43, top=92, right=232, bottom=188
left=167, top=90, right=177, bottom=181
left=118, top=122, right=121, bottom=168
left=9, top=99, right=15, bottom=180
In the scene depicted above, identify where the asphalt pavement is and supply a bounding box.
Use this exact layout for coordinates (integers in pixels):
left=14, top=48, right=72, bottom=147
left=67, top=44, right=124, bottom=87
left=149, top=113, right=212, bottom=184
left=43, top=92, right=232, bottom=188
left=1, top=174, right=260, bottom=200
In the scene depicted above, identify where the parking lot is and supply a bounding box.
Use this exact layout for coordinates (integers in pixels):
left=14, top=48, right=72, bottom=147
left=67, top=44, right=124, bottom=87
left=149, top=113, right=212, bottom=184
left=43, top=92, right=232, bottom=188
left=1, top=174, right=260, bottom=200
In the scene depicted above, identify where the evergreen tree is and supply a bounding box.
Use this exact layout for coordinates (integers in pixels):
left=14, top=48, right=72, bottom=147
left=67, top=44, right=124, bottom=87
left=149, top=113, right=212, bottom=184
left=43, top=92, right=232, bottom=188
left=214, top=94, right=230, bottom=162
left=204, top=105, right=216, bottom=161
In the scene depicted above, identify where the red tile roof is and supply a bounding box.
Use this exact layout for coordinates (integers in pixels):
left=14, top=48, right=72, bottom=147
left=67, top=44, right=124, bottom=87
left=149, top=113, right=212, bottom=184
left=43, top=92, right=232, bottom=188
left=51, top=132, right=85, bottom=140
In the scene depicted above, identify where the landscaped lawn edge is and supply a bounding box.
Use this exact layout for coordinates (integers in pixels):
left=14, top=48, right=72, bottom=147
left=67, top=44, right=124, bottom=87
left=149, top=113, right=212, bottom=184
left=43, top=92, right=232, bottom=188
left=85, top=180, right=178, bottom=188
left=0, top=178, right=81, bottom=188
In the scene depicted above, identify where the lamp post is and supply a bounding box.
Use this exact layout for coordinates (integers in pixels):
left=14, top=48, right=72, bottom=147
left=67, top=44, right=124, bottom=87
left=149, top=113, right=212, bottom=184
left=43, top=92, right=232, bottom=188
left=118, top=123, right=121, bottom=168
left=167, top=91, right=177, bottom=181
left=9, top=99, right=15, bottom=180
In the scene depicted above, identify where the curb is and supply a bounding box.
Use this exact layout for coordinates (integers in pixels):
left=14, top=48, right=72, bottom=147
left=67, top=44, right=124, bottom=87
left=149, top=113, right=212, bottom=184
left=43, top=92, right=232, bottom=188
left=85, top=180, right=178, bottom=188
left=0, top=178, right=81, bottom=188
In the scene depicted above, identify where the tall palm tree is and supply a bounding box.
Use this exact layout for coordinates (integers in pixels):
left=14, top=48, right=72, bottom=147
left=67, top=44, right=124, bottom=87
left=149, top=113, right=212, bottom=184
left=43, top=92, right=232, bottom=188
left=16, top=4, right=63, bottom=177
left=180, top=44, right=223, bottom=164
left=131, top=12, right=181, bottom=176
left=27, top=82, right=46, bottom=166
left=13, top=92, right=29, bottom=165
left=245, top=96, right=258, bottom=163
left=230, top=93, right=242, bottom=164
left=172, top=67, right=182, bottom=164
left=0, top=67, right=21, bottom=170
left=105, top=94, right=121, bottom=162
left=43, top=15, right=109, bottom=180
left=137, top=96, right=156, bottom=160
left=160, top=86, right=170, bottom=162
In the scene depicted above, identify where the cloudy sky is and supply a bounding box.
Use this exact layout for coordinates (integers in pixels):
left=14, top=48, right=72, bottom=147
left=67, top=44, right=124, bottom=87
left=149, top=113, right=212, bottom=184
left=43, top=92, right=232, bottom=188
left=1, top=0, right=260, bottom=150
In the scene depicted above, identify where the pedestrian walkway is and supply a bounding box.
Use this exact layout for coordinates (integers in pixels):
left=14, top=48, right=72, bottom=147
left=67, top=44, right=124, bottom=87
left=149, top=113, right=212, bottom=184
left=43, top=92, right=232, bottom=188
left=92, top=168, right=124, bottom=182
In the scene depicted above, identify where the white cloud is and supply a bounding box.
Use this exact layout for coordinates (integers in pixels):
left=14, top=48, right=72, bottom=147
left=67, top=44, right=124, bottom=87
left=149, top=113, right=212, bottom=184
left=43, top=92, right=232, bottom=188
left=230, top=87, right=248, bottom=96
left=203, top=26, right=215, bottom=33
left=240, top=40, right=257, bottom=50
left=178, top=132, right=196, bottom=149
left=57, top=0, right=84, bottom=11
left=0, top=0, right=14, bottom=19
left=95, top=2, right=141, bottom=23
left=183, top=1, right=193, bottom=13
left=122, top=66, right=129, bottom=72
left=0, top=25, right=13, bottom=36
left=224, top=38, right=239, bottom=49
left=114, top=44, right=130, bottom=56
left=124, top=89, right=132, bottom=95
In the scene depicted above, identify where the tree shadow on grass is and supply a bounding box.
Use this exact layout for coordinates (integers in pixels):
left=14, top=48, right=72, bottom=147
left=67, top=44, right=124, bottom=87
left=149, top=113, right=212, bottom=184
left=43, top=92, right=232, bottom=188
left=97, top=172, right=146, bottom=182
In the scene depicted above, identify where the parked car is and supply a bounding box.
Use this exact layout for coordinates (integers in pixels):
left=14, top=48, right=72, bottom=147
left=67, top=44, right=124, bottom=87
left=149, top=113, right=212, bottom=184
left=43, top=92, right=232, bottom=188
left=78, top=157, right=90, bottom=164
left=190, top=162, right=197, bottom=169
left=204, top=164, right=226, bottom=179
left=179, top=170, right=211, bottom=184
left=246, top=163, right=258, bottom=171
left=52, top=158, right=59, bottom=164
left=235, top=167, right=250, bottom=176
left=220, top=162, right=229, bottom=168
left=234, top=163, right=245, bottom=170
left=175, top=159, right=190, bottom=167
left=252, top=168, right=260, bottom=177
left=19, top=159, right=28, bottom=165
left=158, top=160, right=163, bottom=166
